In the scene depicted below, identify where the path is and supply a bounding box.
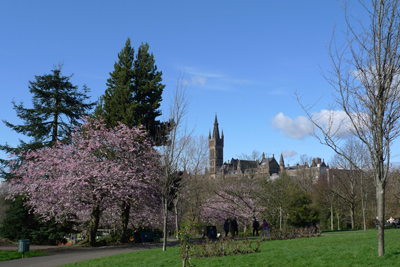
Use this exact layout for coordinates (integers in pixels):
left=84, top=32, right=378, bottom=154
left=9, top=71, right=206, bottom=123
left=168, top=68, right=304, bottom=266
left=1, top=240, right=179, bottom=267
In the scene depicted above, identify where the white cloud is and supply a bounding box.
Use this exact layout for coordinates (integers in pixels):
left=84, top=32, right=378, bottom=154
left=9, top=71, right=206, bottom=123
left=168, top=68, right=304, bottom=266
left=272, top=110, right=355, bottom=140
left=191, top=76, right=207, bottom=85
left=310, top=109, right=354, bottom=138
left=177, top=65, right=262, bottom=91
left=271, top=112, right=313, bottom=139
left=282, top=150, right=297, bottom=158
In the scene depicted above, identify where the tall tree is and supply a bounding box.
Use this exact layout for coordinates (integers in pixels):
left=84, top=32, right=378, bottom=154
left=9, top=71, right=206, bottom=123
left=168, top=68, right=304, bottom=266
left=95, top=38, right=135, bottom=128
left=132, top=42, right=165, bottom=142
left=297, top=0, right=400, bottom=256
left=8, top=117, right=160, bottom=246
left=1, top=66, right=95, bottom=177
left=158, top=78, right=192, bottom=251
left=95, top=38, right=167, bottom=242
left=0, top=66, right=95, bottom=242
left=95, top=38, right=166, bottom=143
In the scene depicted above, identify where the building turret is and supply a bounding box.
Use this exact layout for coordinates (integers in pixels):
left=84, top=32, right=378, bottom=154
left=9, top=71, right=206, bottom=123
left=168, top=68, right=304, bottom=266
left=279, top=153, right=285, bottom=172
left=209, top=114, right=224, bottom=178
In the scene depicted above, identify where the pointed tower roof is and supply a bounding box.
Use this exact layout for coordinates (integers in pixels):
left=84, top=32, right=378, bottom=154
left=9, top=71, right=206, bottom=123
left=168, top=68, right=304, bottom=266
left=209, top=130, right=211, bottom=139
left=280, top=153, right=285, bottom=165
left=212, top=114, right=220, bottom=139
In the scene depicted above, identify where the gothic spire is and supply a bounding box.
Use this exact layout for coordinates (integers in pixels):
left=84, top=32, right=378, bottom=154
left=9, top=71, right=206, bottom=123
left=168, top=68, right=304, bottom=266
left=213, top=114, right=220, bottom=139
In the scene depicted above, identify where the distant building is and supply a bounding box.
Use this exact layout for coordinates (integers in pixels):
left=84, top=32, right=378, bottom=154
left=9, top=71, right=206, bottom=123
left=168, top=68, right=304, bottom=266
left=208, top=115, right=329, bottom=181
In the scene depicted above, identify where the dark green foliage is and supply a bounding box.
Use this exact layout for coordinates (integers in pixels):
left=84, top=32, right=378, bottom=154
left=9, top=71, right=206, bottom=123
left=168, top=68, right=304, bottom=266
left=262, top=171, right=319, bottom=228
left=0, top=66, right=94, bottom=245
left=132, top=42, right=165, bottom=141
left=286, top=190, right=319, bottom=227
left=95, top=38, right=136, bottom=128
left=0, top=196, right=74, bottom=245
left=0, top=66, right=96, bottom=179
left=95, top=38, right=166, bottom=144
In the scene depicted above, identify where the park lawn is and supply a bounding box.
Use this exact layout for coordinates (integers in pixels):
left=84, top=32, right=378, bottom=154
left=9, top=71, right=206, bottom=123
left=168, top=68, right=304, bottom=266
left=0, top=250, right=48, bottom=261
left=62, top=229, right=400, bottom=267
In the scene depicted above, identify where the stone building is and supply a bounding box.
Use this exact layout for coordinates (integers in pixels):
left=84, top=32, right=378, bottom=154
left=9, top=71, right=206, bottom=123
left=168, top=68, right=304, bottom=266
left=208, top=115, right=328, bottom=181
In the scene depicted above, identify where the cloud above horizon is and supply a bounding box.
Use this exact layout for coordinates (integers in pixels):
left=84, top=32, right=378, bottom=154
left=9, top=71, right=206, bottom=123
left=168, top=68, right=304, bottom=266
left=179, top=65, right=264, bottom=91
left=271, top=112, right=313, bottom=139
left=271, top=110, right=354, bottom=140
left=282, top=150, right=298, bottom=158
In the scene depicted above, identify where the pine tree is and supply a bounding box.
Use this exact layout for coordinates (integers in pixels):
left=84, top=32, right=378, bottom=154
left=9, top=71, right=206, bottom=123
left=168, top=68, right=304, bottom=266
left=132, top=42, right=165, bottom=141
left=95, top=38, right=166, bottom=144
left=95, top=38, right=136, bottom=128
left=0, top=66, right=96, bottom=178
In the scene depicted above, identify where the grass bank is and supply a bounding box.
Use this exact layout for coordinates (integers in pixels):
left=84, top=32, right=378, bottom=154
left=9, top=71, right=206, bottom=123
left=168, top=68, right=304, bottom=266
left=61, top=229, right=400, bottom=267
left=0, top=250, right=48, bottom=261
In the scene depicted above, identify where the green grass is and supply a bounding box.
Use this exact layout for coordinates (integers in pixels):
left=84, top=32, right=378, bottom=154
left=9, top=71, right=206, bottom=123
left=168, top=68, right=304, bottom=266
left=0, top=250, right=48, bottom=261
left=57, top=229, right=400, bottom=266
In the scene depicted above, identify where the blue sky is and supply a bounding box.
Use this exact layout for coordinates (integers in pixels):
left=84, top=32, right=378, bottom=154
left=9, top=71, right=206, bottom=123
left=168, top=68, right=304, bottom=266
left=1, top=0, right=395, bottom=167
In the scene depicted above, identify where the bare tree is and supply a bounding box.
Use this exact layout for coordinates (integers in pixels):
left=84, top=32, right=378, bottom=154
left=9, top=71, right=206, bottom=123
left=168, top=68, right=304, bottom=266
left=297, top=0, right=400, bottom=256
left=157, top=78, right=192, bottom=251
left=182, top=135, right=210, bottom=221
left=293, top=154, right=314, bottom=192
left=171, top=135, right=209, bottom=234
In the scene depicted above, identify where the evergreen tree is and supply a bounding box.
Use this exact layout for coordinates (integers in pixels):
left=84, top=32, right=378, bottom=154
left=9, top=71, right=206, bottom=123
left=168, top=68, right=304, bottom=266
left=132, top=42, right=165, bottom=141
left=0, top=66, right=95, bottom=242
left=1, top=66, right=96, bottom=163
left=95, top=38, right=166, bottom=144
left=95, top=38, right=136, bottom=128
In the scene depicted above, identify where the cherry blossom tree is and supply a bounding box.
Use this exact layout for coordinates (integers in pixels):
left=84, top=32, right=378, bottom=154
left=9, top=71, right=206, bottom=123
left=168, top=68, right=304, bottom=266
left=201, top=176, right=265, bottom=233
left=8, top=117, right=161, bottom=245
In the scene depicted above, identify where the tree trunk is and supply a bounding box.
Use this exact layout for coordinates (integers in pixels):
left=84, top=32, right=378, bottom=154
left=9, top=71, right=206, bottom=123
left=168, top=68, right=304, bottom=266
left=174, top=198, right=179, bottom=233
left=163, top=197, right=168, bottom=251
left=350, top=203, right=355, bottom=229
left=376, top=182, right=385, bottom=257
left=120, top=203, right=131, bottom=243
left=337, top=211, right=340, bottom=231
left=88, top=206, right=101, bottom=246
left=361, top=174, right=367, bottom=231
left=330, top=203, right=334, bottom=231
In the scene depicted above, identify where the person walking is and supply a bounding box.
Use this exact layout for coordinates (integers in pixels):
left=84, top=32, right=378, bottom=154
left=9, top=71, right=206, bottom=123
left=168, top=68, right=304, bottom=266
left=262, top=219, right=270, bottom=238
left=224, top=219, right=230, bottom=237
left=253, top=217, right=260, bottom=236
left=232, top=218, right=238, bottom=237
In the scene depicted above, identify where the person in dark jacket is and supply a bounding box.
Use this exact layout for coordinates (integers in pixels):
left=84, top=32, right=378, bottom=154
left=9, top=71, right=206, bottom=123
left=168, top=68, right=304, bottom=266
left=231, top=218, right=238, bottom=237
left=253, top=217, right=260, bottom=236
left=224, top=219, right=230, bottom=237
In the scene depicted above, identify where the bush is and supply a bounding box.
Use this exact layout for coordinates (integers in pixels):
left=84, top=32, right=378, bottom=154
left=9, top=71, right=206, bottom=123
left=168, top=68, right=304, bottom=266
left=269, top=226, right=321, bottom=240
left=190, top=237, right=262, bottom=258
left=96, top=232, right=121, bottom=246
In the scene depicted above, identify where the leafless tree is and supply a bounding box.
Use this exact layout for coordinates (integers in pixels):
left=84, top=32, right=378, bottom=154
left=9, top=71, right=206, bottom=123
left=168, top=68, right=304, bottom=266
left=293, top=154, right=314, bottom=192
left=181, top=135, right=210, bottom=221
left=297, top=0, right=400, bottom=256
left=172, top=135, right=209, bottom=232
left=157, top=77, right=192, bottom=251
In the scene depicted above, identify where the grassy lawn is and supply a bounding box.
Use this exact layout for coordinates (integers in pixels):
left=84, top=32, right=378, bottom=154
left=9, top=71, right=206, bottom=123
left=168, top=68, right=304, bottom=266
left=60, top=229, right=400, bottom=267
left=0, top=250, right=48, bottom=261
